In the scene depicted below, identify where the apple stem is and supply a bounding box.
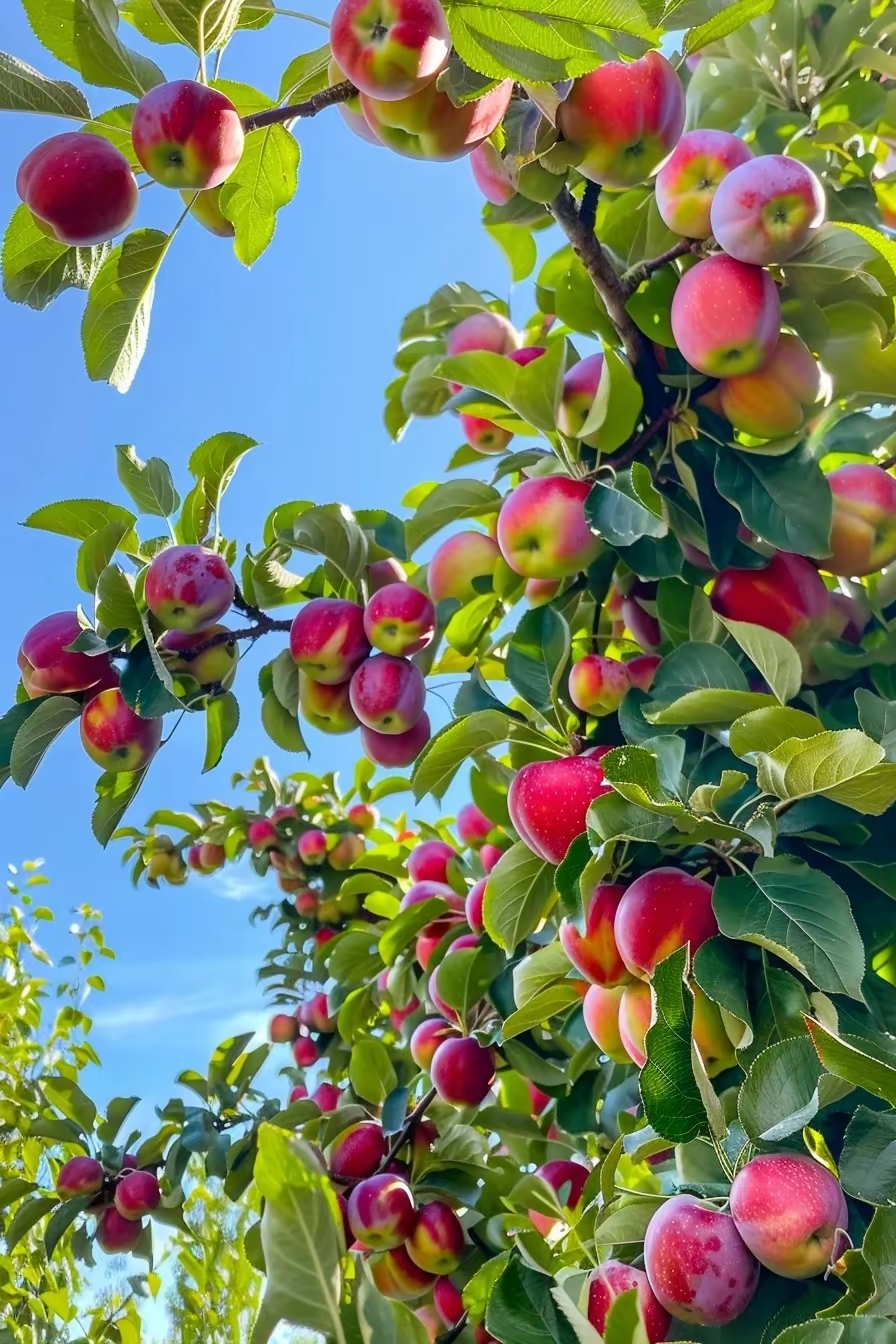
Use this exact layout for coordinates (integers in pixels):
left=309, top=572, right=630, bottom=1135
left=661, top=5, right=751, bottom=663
left=549, top=187, right=665, bottom=417
left=621, top=238, right=704, bottom=297
left=242, top=81, right=358, bottom=132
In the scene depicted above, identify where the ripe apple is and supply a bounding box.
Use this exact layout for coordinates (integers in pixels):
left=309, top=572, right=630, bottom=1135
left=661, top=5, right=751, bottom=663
left=559, top=883, right=630, bottom=987
left=508, top=751, right=612, bottom=864
left=719, top=332, right=822, bottom=439
left=145, top=545, right=235, bottom=633
left=347, top=1173, right=417, bottom=1250
left=588, top=1260, right=671, bottom=1342
left=312, top=1082, right=342, bottom=1111
left=456, top=802, right=493, bottom=847
left=407, top=839, right=457, bottom=884
left=411, top=1017, right=459, bottom=1068
left=583, top=984, right=628, bottom=1062
left=445, top=311, right=518, bottom=379
left=405, top=1200, right=465, bottom=1274
left=644, top=1195, right=759, bottom=1326
left=479, top=842, right=503, bottom=873
left=300, top=991, right=335, bottom=1032
left=568, top=655, right=631, bottom=716
left=289, top=598, right=370, bottom=684
left=826, top=462, right=896, bottom=576
left=18, top=611, right=111, bottom=697
left=614, top=867, right=718, bottom=979
left=497, top=476, right=601, bottom=579
left=460, top=413, right=514, bottom=456
left=347, top=803, right=379, bottom=831
left=622, top=580, right=662, bottom=651
left=297, top=829, right=328, bottom=866
left=670, top=254, right=781, bottom=377
left=618, top=979, right=653, bottom=1066
left=247, top=818, right=277, bottom=850
left=626, top=653, right=661, bottom=692
left=299, top=675, right=360, bottom=733
left=362, top=712, right=431, bottom=766
left=17, top=133, right=138, bottom=246
left=710, top=154, right=826, bottom=265
left=526, top=577, right=561, bottom=606
left=465, top=877, right=487, bottom=933
left=80, top=690, right=162, bottom=773
left=556, top=354, right=605, bottom=448
left=434, top=1274, right=465, bottom=1327
left=692, top=988, right=736, bottom=1077
left=528, top=1159, right=589, bottom=1236
left=711, top=551, right=831, bottom=643
left=431, top=1036, right=495, bottom=1106
left=269, top=1012, right=299, bottom=1043
left=427, top=531, right=501, bottom=603
left=364, top=582, right=435, bottom=656
left=655, top=129, right=753, bottom=239
left=361, top=81, right=513, bottom=161
left=557, top=52, right=685, bottom=188
left=328, top=55, right=384, bottom=145
left=159, top=625, right=237, bottom=688
left=349, top=653, right=426, bottom=732
left=368, top=556, right=408, bottom=591
left=470, top=141, right=515, bottom=204
left=329, top=0, right=449, bottom=100
left=729, top=1153, right=848, bottom=1279
left=289, top=1083, right=309, bottom=1103
left=329, top=832, right=365, bottom=869
left=370, top=1244, right=437, bottom=1300
left=328, top=1121, right=387, bottom=1182
left=131, top=80, right=244, bottom=189
left=114, top=1170, right=160, bottom=1221
left=57, top=1155, right=105, bottom=1199
left=292, top=1035, right=319, bottom=1067
left=96, top=1206, right=143, bottom=1254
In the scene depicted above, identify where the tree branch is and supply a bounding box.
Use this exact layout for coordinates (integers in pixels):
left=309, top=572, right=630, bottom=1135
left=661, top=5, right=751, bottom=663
left=175, top=613, right=292, bottom=661
left=608, top=404, right=680, bottom=473
left=242, top=81, right=357, bottom=133
left=549, top=187, right=664, bottom=417
left=380, top=1086, right=437, bottom=1169
left=621, top=238, right=704, bottom=297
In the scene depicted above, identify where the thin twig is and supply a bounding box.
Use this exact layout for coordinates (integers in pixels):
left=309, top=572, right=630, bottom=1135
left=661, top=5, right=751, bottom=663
left=175, top=615, right=292, bottom=661
left=438, top=1312, right=470, bottom=1344
left=621, top=239, right=703, bottom=296
left=380, top=1086, right=437, bottom=1169
left=609, top=404, right=680, bottom=473
left=242, top=81, right=357, bottom=132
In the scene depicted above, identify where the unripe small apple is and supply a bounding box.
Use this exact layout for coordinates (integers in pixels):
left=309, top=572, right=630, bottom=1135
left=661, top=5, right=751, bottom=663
left=405, top=1200, right=465, bottom=1274
left=364, top=583, right=435, bottom=657
left=96, top=1205, right=144, bottom=1254
left=347, top=1173, right=417, bottom=1250
left=328, top=1121, right=387, bottom=1182
left=57, top=1155, right=105, bottom=1200
left=568, top=654, right=631, bottom=716
left=431, top=1036, right=495, bottom=1106
left=290, top=599, right=370, bottom=684
left=114, top=1170, right=160, bottom=1221
left=362, top=712, right=431, bottom=767
left=80, top=690, right=162, bottom=773
left=145, top=545, right=235, bottom=632
left=132, top=80, right=244, bottom=189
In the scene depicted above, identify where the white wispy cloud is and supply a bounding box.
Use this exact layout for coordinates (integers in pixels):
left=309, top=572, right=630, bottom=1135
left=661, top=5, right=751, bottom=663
left=207, top=868, right=266, bottom=902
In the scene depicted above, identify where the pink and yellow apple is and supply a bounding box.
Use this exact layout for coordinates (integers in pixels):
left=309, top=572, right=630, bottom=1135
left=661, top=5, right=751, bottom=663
left=583, top=984, right=629, bottom=1062
left=588, top=1261, right=671, bottom=1343
left=370, top=1245, right=437, bottom=1300
left=557, top=354, right=605, bottom=447
left=131, top=80, right=244, bottom=189
left=655, top=129, right=753, bottom=239
left=347, top=1173, right=417, bottom=1250
left=269, top=1012, right=299, bottom=1043
left=508, top=750, right=612, bottom=864
left=329, top=832, right=365, bottom=869
left=460, top=413, right=513, bottom=456
left=328, top=55, right=384, bottom=146
left=568, top=654, right=630, bottom=716
left=300, top=675, right=360, bottom=733
left=445, top=311, right=518, bottom=369
left=159, top=625, right=237, bottom=688
left=692, top=988, right=736, bottom=1077
left=526, top=578, right=561, bottom=606
left=364, top=582, right=435, bottom=656
left=328, top=1120, right=387, bottom=1182
left=557, top=52, right=685, bottom=188
left=349, top=653, right=426, bottom=732
left=406, top=1200, right=465, bottom=1274
left=711, top=551, right=831, bottom=643
left=559, top=882, right=630, bottom=987
left=368, top=557, right=408, bottom=591
left=17, top=133, right=138, bottom=246
left=18, top=611, right=111, bottom=697
left=145, top=545, right=235, bottom=633
left=614, top=868, right=717, bottom=979
left=80, top=690, right=162, bottom=773
left=411, top=1017, right=459, bottom=1069
left=710, top=154, right=826, bottom=266
left=298, top=829, right=328, bottom=866
left=181, top=183, right=235, bottom=236
left=626, top=652, right=661, bottom=692
left=719, top=332, right=821, bottom=439
left=644, top=1195, right=759, bottom=1327
left=729, top=1153, right=848, bottom=1279
left=618, top=979, right=653, bottom=1066
left=247, top=818, right=277, bottom=850
left=670, top=254, right=781, bottom=377
left=431, top=1035, right=495, bottom=1106
left=360, top=80, right=513, bottom=161
left=329, top=0, right=449, bottom=100
left=427, top=531, right=501, bottom=603
left=470, top=141, right=515, bottom=204
left=289, top=598, right=370, bottom=684
left=362, top=711, right=431, bottom=766
left=826, top=462, right=896, bottom=576
left=497, top=476, right=601, bottom=579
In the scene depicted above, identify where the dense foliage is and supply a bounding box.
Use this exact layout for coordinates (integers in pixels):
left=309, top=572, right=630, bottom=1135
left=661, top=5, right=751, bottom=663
left=4, top=0, right=896, bottom=1339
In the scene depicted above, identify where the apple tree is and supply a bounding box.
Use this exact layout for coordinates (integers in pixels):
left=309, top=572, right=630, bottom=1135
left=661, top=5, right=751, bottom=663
left=3, top=0, right=896, bottom=1340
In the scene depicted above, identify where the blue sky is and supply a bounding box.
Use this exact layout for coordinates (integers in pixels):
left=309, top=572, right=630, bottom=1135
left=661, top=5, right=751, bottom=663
left=0, top=7, right=520, bottom=1123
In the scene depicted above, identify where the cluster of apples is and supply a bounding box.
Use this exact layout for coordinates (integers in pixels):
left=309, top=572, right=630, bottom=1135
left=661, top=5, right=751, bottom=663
left=55, top=1152, right=161, bottom=1256
left=247, top=802, right=373, bottom=916
left=16, top=79, right=244, bottom=247
left=288, top=572, right=436, bottom=768
left=270, top=989, right=339, bottom=1073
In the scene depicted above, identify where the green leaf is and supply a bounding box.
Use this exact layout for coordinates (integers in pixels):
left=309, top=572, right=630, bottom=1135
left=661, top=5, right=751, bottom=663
left=840, top=1106, right=896, bottom=1205
left=92, top=767, right=147, bottom=845
left=43, top=1074, right=97, bottom=1132
left=502, top=982, right=585, bottom=1039
left=220, top=124, right=299, bottom=268
left=291, top=504, right=368, bottom=588
left=76, top=521, right=130, bottom=593
left=23, top=497, right=138, bottom=549
left=729, top=705, right=823, bottom=756
left=683, top=0, right=775, bottom=53
left=755, top=729, right=896, bottom=815
left=738, top=1035, right=835, bottom=1142
left=0, top=49, right=91, bottom=115
left=10, top=695, right=81, bottom=788
left=355, top=1266, right=431, bottom=1344
left=434, top=944, right=503, bottom=1017
left=716, top=616, right=801, bottom=706
left=485, top=1255, right=579, bottom=1344
left=412, top=709, right=510, bottom=801
left=693, top=936, right=752, bottom=1049
left=81, top=228, right=173, bottom=393
left=510, top=336, right=567, bottom=435
left=203, top=692, right=239, bottom=773
left=806, top=1020, right=896, bottom=1109
left=45, top=1194, right=92, bottom=1259
left=646, top=687, right=777, bottom=726
left=261, top=693, right=308, bottom=755
left=586, top=471, right=667, bottom=548
left=486, top=222, right=538, bottom=282
left=648, top=641, right=747, bottom=706
left=715, top=445, right=833, bottom=559
left=444, top=0, right=656, bottom=85
left=379, top=896, right=449, bottom=966
left=20, top=0, right=165, bottom=97
left=277, top=44, right=331, bottom=101
left=96, top=562, right=140, bottom=630
left=349, top=1038, right=397, bottom=1106
left=4, top=1195, right=57, bottom=1252
left=405, top=479, right=502, bottom=553
left=119, top=638, right=180, bottom=717
left=115, top=444, right=180, bottom=516
left=578, top=346, right=645, bottom=452
left=96, top=1095, right=140, bottom=1143
left=713, top=856, right=866, bottom=1000
left=640, top=947, right=714, bottom=1144
left=251, top=1125, right=345, bottom=1344
left=3, top=204, right=107, bottom=311
left=119, top=0, right=243, bottom=53
left=860, top=1206, right=896, bottom=1317
left=482, top=841, right=555, bottom=953
left=506, top=606, right=570, bottom=717
left=188, top=432, right=259, bottom=512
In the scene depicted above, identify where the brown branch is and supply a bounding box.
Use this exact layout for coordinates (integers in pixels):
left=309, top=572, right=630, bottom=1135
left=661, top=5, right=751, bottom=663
left=621, top=238, right=704, bottom=297
left=380, top=1086, right=437, bottom=1170
left=438, top=1312, right=469, bottom=1343
left=609, top=404, right=680, bottom=473
left=242, top=81, right=357, bottom=132
left=549, top=187, right=664, bottom=417
left=174, top=613, right=292, bottom=661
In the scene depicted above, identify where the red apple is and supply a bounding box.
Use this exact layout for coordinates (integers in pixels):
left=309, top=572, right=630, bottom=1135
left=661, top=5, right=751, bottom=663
left=427, top=531, right=501, bottom=604
left=300, top=991, right=335, bottom=1032
left=497, top=477, right=601, bottom=579
left=292, top=1035, right=319, bottom=1067
left=269, top=1012, right=299, bottom=1043
left=456, top=802, right=493, bottom=847
left=529, top=1159, right=589, bottom=1236
left=826, top=462, right=896, bottom=576
left=16, top=133, right=138, bottom=246
left=298, top=829, right=328, bottom=866
left=670, top=254, right=781, bottom=378
left=556, top=353, right=605, bottom=448
left=312, top=1082, right=342, bottom=1111
left=644, top=1195, right=759, bottom=1326
left=655, top=129, right=753, bottom=239
left=114, top=1170, right=160, bottom=1221
left=18, top=612, right=111, bottom=698
left=626, top=653, right=661, bottom=692
left=96, top=1206, right=143, bottom=1254
left=470, top=141, right=515, bottom=204
left=348, top=1173, right=417, bottom=1250
left=289, top=1083, right=309, bottom=1102
left=329, top=0, right=449, bottom=100
left=364, top=583, right=435, bottom=656
left=622, top=580, right=662, bottom=651
left=431, top=1036, right=495, bottom=1106
left=80, top=689, right=162, bottom=773
left=407, top=839, right=457, bottom=884
left=131, top=80, right=244, bottom=189
left=368, top=557, right=408, bottom=591
left=145, top=545, right=235, bottom=633
left=328, top=1121, right=386, bottom=1182
left=465, top=877, right=487, bottom=933
left=479, top=842, right=503, bottom=873
left=434, top=1274, right=465, bottom=1327
left=557, top=52, right=685, bottom=188
left=57, top=1155, right=104, bottom=1200
left=300, top=675, right=360, bottom=733
left=710, top=154, right=826, bottom=266
left=729, top=1153, right=848, bottom=1279
left=614, top=867, right=717, bottom=979
left=508, top=751, right=612, bottom=864
left=247, top=818, right=277, bottom=850
left=559, top=882, right=630, bottom=987
left=289, top=598, right=370, bottom=684
left=362, top=712, right=431, bottom=766
left=349, top=653, right=426, bottom=733
left=711, top=551, right=831, bottom=643
left=588, top=1260, right=671, bottom=1342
